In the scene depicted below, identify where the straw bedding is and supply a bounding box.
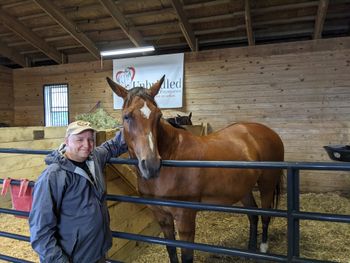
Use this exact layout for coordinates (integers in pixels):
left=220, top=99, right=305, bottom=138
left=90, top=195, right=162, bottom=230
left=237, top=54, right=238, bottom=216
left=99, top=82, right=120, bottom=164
left=0, top=192, right=349, bottom=263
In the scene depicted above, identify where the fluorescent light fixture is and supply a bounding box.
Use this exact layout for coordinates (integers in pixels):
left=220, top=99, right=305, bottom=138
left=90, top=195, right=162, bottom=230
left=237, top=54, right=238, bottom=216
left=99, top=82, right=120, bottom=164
left=100, top=46, right=155, bottom=57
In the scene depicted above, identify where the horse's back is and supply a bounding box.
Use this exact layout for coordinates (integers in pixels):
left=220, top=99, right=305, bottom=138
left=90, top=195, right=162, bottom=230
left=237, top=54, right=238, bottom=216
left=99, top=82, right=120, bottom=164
left=202, top=122, right=284, bottom=162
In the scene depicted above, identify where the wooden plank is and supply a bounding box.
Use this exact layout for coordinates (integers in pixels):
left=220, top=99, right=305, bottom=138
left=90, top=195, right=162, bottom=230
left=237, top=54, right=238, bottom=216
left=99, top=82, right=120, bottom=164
left=43, top=127, right=66, bottom=139
left=0, top=127, right=44, bottom=142
left=33, top=0, right=100, bottom=59
left=109, top=220, right=161, bottom=262
left=98, top=0, right=146, bottom=47
left=0, top=9, right=62, bottom=63
left=0, top=39, right=27, bottom=67
left=0, top=138, right=62, bottom=150
left=13, top=60, right=112, bottom=76
left=0, top=154, right=46, bottom=179
left=313, top=0, right=329, bottom=39
left=0, top=65, right=14, bottom=126
left=106, top=163, right=138, bottom=190
left=185, top=37, right=350, bottom=62
left=109, top=206, right=159, bottom=256
left=244, top=0, right=254, bottom=46
left=2, top=165, right=45, bottom=181
left=169, top=0, right=197, bottom=51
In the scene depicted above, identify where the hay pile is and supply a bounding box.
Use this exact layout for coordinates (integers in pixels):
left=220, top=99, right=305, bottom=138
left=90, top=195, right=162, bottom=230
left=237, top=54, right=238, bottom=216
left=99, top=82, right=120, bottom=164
left=0, top=193, right=349, bottom=263
left=75, top=108, right=120, bottom=129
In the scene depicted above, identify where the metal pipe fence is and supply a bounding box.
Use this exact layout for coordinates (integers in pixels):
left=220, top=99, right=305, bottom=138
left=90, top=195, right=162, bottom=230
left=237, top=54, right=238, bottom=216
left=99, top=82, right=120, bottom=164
left=0, top=148, right=350, bottom=263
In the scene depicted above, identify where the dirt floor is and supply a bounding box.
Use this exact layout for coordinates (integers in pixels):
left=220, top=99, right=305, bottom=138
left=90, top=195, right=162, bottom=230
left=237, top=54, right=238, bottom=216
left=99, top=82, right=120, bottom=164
left=0, top=192, right=349, bottom=263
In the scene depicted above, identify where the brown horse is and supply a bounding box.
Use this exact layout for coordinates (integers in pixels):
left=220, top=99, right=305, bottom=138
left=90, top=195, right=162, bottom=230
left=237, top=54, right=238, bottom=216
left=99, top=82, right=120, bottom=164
left=106, top=76, right=284, bottom=263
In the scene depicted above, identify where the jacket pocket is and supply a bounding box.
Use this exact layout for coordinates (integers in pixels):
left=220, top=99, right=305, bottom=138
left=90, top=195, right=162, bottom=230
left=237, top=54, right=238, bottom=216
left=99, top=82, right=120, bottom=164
left=61, top=231, right=78, bottom=258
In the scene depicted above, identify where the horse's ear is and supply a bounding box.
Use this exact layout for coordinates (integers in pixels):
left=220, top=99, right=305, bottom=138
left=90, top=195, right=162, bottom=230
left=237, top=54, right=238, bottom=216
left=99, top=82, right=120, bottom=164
left=106, top=77, right=128, bottom=99
left=148, top=75, right=165, bottom=98
left=188, top=112, right=192, bottom=119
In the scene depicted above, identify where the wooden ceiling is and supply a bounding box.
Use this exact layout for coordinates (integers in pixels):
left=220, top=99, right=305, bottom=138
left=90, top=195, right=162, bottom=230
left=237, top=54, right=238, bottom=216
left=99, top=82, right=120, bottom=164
left=0, top=0, right=349, bottom=68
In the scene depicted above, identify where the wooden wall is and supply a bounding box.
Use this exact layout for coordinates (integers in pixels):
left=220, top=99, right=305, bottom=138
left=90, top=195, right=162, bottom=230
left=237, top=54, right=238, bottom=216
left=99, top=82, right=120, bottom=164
left=0, top=126, right=65, bottom=208
left=11, top=37, right=350, bottom=193
left=0, top=65, right=13, bottom=126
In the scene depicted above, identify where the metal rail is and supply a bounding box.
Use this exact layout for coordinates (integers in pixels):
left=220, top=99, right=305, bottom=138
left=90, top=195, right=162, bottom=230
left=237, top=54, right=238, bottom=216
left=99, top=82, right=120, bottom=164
left=1, top=148, right=349, bottom=263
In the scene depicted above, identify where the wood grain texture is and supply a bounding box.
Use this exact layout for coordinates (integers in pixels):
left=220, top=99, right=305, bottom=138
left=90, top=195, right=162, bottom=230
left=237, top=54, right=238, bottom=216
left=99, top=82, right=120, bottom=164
left=8, top=36, right=350, bottom=192
left=0, top=65, right=13, bottom=126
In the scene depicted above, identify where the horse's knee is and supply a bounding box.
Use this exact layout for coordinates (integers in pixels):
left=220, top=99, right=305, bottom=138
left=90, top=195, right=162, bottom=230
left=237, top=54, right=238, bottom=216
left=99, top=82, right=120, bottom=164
left=156, top=214, right=176, bottom=239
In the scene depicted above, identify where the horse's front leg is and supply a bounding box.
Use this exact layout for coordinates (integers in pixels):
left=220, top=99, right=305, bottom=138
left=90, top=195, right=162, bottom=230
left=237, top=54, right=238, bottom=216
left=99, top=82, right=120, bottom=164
left=175, top=209, right=197, bottom=263
left=153, top=210, right=179, bottom=263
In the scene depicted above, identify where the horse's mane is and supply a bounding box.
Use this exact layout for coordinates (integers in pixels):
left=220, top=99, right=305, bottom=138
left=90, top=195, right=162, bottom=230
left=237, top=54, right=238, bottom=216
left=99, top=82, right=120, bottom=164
left=124, top=86, right=157, bottom=107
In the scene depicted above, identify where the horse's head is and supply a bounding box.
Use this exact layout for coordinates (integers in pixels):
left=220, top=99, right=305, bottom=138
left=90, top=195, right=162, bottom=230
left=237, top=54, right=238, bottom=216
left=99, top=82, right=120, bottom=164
left=107, top=76, right=165, bottom=180
left=176, top=112, right=192, bottom=125
left=166, top=112, right=192, bottom=128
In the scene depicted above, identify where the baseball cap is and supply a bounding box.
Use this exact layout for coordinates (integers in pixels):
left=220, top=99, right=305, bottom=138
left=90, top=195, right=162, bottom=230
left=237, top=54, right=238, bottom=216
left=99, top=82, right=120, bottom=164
left=66, top=121, right=96, bottom=137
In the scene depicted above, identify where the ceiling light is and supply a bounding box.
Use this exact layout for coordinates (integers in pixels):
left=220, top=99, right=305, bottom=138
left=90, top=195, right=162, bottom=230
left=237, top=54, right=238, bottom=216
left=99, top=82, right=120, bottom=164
left=100, top=46, right=155, bottom=57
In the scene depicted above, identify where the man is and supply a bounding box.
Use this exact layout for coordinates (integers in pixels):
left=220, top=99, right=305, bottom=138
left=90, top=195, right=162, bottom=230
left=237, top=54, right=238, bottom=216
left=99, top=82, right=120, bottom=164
left=29, top=121, right=128, bottom=263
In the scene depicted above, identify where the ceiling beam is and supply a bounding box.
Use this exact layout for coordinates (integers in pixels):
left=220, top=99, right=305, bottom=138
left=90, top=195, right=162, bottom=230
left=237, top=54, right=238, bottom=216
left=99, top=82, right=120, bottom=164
left=33, top=0, right=100, bottom=60
left=0, top=9, right=63, bottom=63
left=244, top=0, right=255, bottom=46
left=184, top=0, right=231, bottom=9
left=313, top=0, right=329, bottom=39
left=253, top=1, right=319, bottom=15
left=169, top=0, right=197, bottom=52
left=1, top=0, right=32, bottom=9
left=0, top=40, right=27, bottom=67
left=98, top=0, right=147, bottom=47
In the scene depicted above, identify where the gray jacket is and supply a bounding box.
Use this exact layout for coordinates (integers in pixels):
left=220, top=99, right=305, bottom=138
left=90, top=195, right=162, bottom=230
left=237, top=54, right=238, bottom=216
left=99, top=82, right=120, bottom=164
left=29, top=130, right=128, bottom=263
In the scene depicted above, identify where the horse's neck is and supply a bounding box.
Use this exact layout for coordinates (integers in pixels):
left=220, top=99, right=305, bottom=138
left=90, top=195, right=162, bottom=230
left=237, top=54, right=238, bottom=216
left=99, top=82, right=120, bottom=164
left=158, top=120, right=186, bottom=159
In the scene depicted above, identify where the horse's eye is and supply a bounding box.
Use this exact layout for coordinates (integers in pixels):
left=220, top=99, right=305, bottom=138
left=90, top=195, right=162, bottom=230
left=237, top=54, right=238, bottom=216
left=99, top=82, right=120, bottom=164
left=123, top=113, right=131, bottom=122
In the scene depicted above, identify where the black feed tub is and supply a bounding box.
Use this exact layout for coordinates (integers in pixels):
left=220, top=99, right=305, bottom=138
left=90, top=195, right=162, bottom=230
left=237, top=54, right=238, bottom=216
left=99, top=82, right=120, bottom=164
left=324, top=145, right=350, bottom=162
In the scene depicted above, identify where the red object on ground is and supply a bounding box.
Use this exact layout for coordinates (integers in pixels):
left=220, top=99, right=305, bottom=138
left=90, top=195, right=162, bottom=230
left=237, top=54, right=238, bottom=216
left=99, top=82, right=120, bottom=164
left=1, top=178, right=33, bottom=218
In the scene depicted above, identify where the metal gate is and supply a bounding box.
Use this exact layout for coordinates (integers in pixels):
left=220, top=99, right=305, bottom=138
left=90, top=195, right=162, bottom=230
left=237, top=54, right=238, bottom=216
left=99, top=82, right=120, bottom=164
left=0, top=148, right=349, bottom=263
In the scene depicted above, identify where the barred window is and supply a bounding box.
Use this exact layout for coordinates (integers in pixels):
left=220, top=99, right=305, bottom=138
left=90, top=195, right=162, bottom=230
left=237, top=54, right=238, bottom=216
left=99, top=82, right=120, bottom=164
left=44, top=84, right=69, bottom=127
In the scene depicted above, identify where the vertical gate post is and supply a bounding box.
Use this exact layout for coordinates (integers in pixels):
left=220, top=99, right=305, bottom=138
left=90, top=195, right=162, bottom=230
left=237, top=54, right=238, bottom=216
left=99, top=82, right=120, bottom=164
left=287, top=167, right=300, bottom=261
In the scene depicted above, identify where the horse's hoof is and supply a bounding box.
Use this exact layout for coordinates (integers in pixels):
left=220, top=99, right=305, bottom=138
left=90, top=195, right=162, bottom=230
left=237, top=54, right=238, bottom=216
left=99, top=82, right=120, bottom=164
left=260, top=242, right=269, bottom=253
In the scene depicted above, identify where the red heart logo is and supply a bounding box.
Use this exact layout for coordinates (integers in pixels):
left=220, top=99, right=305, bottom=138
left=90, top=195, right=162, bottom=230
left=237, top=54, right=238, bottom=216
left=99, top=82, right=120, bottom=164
left=116, top=67, right=135, bottom=88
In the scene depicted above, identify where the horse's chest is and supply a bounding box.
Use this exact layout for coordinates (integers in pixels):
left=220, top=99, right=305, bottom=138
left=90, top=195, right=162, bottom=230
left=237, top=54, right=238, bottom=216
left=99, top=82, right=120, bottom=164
left=138, top=169, right=200, bottom=198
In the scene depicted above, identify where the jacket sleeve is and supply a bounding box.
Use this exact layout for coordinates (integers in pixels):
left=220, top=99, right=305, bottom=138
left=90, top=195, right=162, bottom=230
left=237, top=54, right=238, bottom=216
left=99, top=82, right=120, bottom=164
left=29, top=170, right=70, bottom=263
left=95, top=128, right=128, bottom=165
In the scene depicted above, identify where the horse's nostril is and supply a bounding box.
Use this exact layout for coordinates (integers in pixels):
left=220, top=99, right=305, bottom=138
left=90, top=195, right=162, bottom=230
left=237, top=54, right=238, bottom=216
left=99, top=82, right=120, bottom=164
left=141, top=159, right=147, bottom=170
left=140, top=158, right=161, bottom=176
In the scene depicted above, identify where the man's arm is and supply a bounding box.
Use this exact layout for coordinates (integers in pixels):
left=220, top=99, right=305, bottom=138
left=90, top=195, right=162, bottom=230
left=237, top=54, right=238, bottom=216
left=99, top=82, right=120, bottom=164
left=95, top=129, right=128, bottom=163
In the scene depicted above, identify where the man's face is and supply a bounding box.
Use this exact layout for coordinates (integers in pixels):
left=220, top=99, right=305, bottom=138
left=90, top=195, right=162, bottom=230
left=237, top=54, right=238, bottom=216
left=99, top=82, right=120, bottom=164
left=65, top=130, right=95, bottom=162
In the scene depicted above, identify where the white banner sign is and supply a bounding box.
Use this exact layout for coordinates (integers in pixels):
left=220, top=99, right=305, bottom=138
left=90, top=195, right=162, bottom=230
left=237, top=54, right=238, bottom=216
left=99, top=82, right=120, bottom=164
left=112, top=53, right=184, bottom=109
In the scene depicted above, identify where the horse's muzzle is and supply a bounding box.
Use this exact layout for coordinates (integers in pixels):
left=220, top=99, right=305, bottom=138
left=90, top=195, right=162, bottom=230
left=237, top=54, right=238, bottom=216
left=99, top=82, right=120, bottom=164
left=139, top=158, right=162, bottom=179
